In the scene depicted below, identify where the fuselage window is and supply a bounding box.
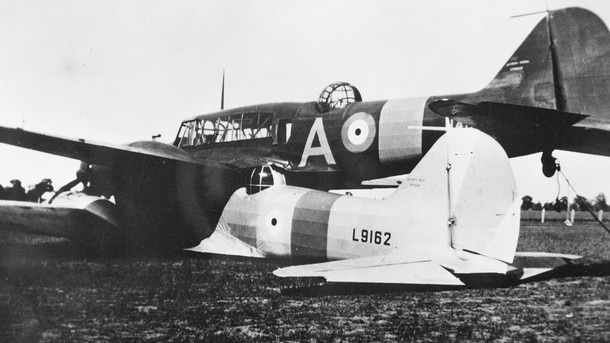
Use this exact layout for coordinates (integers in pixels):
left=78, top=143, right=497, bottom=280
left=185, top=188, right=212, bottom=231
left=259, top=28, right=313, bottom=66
left=274, top=120, right=292, bottom=144
left=285, top=123, right=292, bottom=142
left=175, top=120, right=202, bottom=147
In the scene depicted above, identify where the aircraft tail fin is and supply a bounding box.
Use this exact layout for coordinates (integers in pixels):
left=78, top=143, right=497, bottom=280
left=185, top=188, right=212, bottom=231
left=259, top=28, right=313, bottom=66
left=472, top=7, right=610, bottom=119
left=389, top=129, right=520, bottom=263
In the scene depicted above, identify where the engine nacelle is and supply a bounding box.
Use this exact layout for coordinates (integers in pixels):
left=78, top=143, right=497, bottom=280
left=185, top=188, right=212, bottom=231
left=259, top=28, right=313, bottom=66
left=48, top=192, right=124, bottom=256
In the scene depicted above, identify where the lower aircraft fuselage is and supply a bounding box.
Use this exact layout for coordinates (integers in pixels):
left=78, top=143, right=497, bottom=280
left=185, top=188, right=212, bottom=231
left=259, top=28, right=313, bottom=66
left=210, top=129, right=519, bottom=265
left=187, top=129, right=537, bottom=288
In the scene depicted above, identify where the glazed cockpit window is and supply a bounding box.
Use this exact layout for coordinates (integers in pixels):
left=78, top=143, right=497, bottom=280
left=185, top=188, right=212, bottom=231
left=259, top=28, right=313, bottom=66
left=175, top=112, right=274, bottom=147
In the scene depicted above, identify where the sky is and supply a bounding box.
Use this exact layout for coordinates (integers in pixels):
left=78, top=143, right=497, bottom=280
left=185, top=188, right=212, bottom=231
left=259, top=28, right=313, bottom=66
left=0, top=0, right=609, bottom=203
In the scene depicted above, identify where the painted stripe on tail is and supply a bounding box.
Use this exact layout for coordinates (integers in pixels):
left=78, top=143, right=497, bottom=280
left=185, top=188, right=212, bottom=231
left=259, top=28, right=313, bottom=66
left=291, top=191, right=340, bottom=262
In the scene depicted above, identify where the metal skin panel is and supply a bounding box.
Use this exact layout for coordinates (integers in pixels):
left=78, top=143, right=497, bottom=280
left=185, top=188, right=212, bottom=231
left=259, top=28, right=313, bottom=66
left=378, top=97, right=428, bottom=165
left=291, top=191, right=341, bottom=262
left=326, top=197, right=400, bottom=261
left=215, top=189, right=260, bottom=247
left=185, top=221, right=265, bottom=258
left=255, top=187, right=305, bottom=258
left=220, top=187, right=307, bottom=259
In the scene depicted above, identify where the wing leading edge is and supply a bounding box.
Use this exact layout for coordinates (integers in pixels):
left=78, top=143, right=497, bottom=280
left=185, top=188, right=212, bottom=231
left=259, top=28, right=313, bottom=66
left=0, top=126, right=198, bottom=165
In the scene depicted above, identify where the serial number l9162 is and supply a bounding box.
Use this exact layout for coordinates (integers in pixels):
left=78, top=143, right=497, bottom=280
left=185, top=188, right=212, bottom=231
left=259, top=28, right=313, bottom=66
left=352, top=228, right=391, bottom=246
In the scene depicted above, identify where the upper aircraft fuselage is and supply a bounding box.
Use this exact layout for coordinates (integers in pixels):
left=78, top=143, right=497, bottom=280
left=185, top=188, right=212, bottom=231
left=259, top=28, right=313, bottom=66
left=171, top=6, right=610, bottom=191
left=170, top=85, right=561, bottom=191
left=173, top=94, right=451, bottom=190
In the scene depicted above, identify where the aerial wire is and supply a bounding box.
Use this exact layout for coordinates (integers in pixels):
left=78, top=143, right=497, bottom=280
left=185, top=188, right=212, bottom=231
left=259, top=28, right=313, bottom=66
left=557, top=165, right=610, bottom=236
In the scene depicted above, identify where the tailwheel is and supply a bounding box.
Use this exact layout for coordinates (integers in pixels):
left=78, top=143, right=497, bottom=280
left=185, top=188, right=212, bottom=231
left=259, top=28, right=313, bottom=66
left=541, top=151, right=559, bottom=178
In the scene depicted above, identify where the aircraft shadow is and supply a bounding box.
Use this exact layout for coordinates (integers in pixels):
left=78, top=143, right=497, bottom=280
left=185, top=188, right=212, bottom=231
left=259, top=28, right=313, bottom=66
left=281, top=261, right=610, bottom=296
left=281, top=283, right=464, bottom=296
left=0, top=237, right=84, bottom=261
left=522, top=261, right=610, bottom=282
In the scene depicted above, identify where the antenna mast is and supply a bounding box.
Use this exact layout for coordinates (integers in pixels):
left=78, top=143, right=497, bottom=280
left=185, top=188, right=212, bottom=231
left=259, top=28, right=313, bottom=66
left=220, top=69, right=225, bottom=110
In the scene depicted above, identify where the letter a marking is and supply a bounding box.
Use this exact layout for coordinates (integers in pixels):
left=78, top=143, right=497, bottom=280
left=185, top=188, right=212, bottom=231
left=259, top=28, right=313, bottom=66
left=298, top=117, right=336, bottom=167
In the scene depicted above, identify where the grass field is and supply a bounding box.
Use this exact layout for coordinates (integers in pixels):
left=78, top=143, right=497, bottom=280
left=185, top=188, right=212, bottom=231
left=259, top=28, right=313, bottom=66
left=1, top=221, right=609, bottom=342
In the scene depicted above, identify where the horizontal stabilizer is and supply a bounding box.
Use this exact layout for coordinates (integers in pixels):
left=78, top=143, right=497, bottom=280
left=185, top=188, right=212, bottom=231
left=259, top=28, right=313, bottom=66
left=274, top=254, right=464, bottom=286
left=428, top=100, right=589, bottom=156
left=360, top=174, right=406, bottom=187
left=429, top=99, right=587, bottom=128
left=328, top=188, right=396, bottom=199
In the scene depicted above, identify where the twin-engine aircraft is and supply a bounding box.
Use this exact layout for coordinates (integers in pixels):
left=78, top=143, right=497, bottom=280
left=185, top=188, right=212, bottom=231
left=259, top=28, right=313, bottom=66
left=0, top=7, right=609, bottom=257
left=189, top=128, right=580, bottom=287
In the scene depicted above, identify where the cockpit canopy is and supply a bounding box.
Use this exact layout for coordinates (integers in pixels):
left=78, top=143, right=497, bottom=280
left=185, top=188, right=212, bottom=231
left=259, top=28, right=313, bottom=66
left=174, top=82, right=361, bottom=148
left=317, top=82, right=362, bottom=112
left=175, top=111, right=274, bottom=147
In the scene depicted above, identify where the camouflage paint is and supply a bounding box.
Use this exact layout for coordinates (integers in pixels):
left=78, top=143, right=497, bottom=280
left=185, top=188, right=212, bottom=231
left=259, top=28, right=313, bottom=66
left=378, top=97, right=427, bottom=165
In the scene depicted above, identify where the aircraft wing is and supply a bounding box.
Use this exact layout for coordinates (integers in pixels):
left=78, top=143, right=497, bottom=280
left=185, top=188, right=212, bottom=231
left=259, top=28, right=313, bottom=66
left=428, top=100, right=591, bottom=157
left=0, top=126, right=199, bottom=165
left=0, top=126, right=242, bottom=251
left=0, top=196, right=122, bottom=252
left=273, top=254, right=465, bottom=286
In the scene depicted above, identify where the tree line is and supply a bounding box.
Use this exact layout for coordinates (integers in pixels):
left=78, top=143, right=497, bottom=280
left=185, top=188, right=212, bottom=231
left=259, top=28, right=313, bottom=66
left=521, top=193, right=608, bottom=212
left=2, top=178, right=608, bottom=212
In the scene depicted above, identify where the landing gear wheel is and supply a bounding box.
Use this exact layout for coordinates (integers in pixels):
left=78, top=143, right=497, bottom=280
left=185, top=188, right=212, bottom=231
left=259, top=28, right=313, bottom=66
left=541, top=151, right=559, bottom=178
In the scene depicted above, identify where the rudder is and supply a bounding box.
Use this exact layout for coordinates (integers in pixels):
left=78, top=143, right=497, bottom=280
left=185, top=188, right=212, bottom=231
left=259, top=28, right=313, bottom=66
left=389, top=129, right=520, bottom=263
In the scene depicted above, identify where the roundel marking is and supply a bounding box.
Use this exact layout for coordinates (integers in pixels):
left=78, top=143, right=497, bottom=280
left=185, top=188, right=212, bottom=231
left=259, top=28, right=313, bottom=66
left=341, top=112, right=376, bottom=153
left=265, top=209, right=284, bottom=236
